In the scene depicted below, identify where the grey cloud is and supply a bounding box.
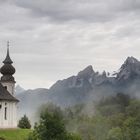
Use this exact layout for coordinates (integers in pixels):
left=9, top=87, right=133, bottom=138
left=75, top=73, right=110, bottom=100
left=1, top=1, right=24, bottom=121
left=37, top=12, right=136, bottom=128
left=13, top=0, right=140, bottom=22
left=0, top=0, right=140, bottom=89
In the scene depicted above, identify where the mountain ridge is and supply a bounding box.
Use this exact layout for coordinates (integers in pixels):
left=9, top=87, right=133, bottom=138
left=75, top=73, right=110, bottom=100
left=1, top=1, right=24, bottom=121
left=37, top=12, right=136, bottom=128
left=16, top=56, right=140, bottom=118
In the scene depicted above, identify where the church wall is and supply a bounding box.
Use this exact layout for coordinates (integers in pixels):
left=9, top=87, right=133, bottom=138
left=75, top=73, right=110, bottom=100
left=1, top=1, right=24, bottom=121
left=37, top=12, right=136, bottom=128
left=1, top=82, right=15, bottom=95
left=0, top=101, right=17, bottom=128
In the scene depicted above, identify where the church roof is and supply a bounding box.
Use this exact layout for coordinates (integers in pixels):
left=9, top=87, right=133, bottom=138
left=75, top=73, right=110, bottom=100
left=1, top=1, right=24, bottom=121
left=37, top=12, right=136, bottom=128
left=0, top=83, right=19, bottom=102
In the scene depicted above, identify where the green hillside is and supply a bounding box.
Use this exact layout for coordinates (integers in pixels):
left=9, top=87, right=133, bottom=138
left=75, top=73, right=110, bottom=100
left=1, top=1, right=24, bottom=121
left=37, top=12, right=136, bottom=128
left=0, top=129, right=31, bottom=140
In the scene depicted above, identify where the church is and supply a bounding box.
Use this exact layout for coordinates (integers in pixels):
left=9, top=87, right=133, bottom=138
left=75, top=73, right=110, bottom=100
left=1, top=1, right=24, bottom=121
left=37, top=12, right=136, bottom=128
left=0, top=43, right=19, bottom=128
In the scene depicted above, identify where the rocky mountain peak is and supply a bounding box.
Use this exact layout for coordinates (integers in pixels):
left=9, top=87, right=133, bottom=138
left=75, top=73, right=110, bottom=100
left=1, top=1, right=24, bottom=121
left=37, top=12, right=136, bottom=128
left=120, top=56, right=140, bottom=70
left=124, top=56, right=139, bottom=65
left=78, top=65, right=94, bottom=78
left=117, top=56, right=140, bottom=81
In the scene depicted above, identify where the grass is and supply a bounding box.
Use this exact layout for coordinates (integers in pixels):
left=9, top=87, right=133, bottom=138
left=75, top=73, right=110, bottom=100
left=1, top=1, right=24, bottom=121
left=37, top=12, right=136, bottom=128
left=0, top=129, right=32, bottom=140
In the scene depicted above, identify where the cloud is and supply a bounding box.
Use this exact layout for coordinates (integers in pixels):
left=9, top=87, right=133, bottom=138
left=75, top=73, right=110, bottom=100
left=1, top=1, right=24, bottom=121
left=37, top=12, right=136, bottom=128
left=0, top=0, right=140, bottom=89
left=13, top=0, right=140, bottom=23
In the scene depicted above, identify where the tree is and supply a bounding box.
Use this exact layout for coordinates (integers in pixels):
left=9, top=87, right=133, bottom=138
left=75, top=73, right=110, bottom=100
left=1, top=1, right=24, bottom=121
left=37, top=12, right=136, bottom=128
left=116, top=93, right=130, bottom=107
left=106, top=127, right=123, bottom=140
left=123, top=117, right=140, bottom=140
left=18, top=115, right=31, bottom=129
left=28, top=106, right=81, bottom=140
left=126, top=100, right=140, bottom=117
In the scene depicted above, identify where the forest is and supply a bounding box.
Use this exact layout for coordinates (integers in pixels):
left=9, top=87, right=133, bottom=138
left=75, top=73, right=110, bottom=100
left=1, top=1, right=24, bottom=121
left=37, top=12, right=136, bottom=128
left=27, top=93, right=140, bottom=140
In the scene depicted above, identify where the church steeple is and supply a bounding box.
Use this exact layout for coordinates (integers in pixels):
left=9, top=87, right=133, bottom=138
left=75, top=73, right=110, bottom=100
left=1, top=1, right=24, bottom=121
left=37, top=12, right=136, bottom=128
left=0, top=42, right=16, bottom=95
left=3, top=41, right=13, bottom=64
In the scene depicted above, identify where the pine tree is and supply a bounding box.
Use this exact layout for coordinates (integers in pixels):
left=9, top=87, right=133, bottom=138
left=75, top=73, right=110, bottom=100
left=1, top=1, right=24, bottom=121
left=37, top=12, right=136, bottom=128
left=18, top=115, right=31, bottom=129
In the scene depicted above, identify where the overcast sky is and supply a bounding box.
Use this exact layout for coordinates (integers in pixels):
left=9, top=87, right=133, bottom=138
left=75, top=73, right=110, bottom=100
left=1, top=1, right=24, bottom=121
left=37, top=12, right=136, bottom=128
left=0, top=0, right=140, bottom=89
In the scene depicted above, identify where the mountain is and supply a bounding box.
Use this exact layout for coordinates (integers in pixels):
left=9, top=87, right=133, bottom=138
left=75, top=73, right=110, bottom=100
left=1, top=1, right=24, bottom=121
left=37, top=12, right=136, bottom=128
left=47, top=56, right=140, bottom=106
left=16, top=56, right=140, bottom=120
left=117, top=57, right=140, bottom=82
left=16, top=88, right=49, bottom=119
left=15, top=85, right=25, bottom=95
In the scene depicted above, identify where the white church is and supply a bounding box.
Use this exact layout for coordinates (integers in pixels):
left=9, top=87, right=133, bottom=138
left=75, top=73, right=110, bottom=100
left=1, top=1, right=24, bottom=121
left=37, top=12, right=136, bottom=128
left=0, top=43, right=19, bottom=128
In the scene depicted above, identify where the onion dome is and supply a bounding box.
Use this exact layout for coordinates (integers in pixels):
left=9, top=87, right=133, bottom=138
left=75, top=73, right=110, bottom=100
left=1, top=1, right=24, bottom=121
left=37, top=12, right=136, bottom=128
left=0, top=42, right=16, bottom=82
left=1, top=64, right=15, bottom=75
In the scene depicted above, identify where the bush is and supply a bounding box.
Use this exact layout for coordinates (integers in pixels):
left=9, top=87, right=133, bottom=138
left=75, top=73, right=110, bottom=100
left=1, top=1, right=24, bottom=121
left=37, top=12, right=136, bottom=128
left=18, top=115, right=31, bottom=129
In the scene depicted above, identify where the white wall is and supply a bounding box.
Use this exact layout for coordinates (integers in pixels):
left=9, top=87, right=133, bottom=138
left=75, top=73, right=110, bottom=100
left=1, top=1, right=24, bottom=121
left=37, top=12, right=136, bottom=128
left=0, top=101, right=18, bottom=128
left=1, top=82, right=15, bottom=95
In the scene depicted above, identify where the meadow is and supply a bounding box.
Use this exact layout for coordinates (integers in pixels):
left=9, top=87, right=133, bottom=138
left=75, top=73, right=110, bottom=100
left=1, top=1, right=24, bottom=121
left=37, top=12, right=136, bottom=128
left=0, top=129, right=31, bottom=140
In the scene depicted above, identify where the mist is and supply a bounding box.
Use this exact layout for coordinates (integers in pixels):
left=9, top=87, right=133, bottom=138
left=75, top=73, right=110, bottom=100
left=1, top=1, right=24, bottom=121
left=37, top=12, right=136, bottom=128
left=16, top=56, right=140, bottom=129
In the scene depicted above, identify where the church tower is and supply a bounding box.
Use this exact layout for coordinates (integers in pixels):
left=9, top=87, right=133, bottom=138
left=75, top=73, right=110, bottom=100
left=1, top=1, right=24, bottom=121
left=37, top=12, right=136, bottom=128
left=0, top=42, right=18, bottom=128
left=0, top=42, right=16, bottom=95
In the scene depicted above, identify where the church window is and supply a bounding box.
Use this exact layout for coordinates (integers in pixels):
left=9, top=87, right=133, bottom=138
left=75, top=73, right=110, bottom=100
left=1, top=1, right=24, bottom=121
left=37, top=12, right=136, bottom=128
left=5, top=107, right=7, bottom=120
left=0, top=104, right=1, bottom=109
left=4, top=86, right=7, bottom=90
